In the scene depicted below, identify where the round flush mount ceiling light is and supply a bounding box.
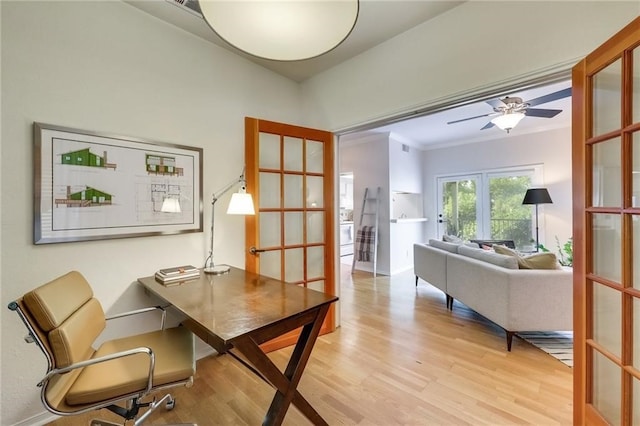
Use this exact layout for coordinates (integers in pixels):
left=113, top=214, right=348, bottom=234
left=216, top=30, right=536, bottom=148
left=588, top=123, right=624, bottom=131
left=199, top=0, right=359, bottom=61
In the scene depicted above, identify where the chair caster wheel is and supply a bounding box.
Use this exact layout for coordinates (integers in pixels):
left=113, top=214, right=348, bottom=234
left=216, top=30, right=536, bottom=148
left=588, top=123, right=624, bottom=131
left=166, top=398, right=176, bottom=410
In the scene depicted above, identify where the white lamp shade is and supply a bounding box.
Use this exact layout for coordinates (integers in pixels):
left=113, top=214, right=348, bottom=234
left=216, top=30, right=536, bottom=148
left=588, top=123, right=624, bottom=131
left=161, top=198, right=181, bottom=213
left=199, top=0, right=359, bottom=61
left=227, top=192, right=255, bottom=215
left=491, top=112, right=526, bottom=131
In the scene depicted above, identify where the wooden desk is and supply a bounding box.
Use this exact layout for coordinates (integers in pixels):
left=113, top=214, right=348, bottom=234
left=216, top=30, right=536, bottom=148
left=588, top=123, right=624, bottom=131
left=138, top=267, right=338, bottom=426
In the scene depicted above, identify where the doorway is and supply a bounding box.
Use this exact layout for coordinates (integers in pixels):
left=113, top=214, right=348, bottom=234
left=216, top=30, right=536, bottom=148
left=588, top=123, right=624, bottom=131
left=339, top=172, right=354, bottom=266
left=337, top=77, right=572, bottom=268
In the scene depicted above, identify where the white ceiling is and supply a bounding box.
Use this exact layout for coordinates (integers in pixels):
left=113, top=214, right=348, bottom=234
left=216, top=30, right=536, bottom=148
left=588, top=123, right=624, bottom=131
left=125, top=0, right=464, bottom=82
left=126, top=0, right=572, bottom=150
left=344, top=79, right=572, bottom=150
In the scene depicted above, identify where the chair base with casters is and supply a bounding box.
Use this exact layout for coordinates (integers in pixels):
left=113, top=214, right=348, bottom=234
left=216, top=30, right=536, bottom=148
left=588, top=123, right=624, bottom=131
left=8, top=270, right=197, bottom=426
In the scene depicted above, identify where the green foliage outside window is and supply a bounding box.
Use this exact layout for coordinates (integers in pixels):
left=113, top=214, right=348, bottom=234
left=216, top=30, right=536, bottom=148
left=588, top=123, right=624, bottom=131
left=489, top=175, right=532, bottom=249
left=442, top=180, right=477, bottom=240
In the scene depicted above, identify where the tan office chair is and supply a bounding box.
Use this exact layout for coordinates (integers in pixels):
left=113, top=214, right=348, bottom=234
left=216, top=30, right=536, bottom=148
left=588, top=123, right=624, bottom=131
left=8, top=271, right=196, bottom=426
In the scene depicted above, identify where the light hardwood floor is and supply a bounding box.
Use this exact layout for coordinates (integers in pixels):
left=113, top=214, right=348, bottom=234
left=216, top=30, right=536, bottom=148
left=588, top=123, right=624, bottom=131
left=49, top=267, right=572, bottom=425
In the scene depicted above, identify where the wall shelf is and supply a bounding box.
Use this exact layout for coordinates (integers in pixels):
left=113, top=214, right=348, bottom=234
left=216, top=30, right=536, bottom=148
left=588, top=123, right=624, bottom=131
left=390, top=218, right=427, bottom=223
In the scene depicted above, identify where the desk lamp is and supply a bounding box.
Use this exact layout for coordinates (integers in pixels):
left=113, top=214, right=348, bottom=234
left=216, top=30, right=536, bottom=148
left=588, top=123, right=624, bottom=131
left=204, top=168, right=255, bottom=275
left=522, top=188, right=553, bottom=252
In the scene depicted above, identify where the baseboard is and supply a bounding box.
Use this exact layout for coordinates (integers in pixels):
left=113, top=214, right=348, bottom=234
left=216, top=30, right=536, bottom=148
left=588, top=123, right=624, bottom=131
left=352, top=263, right=390, bottom=276
left=11, top=410, right=57, bottom=426
left=196, top=345, right=216, bottom=360
left=389, top=265, right=414, bottom=275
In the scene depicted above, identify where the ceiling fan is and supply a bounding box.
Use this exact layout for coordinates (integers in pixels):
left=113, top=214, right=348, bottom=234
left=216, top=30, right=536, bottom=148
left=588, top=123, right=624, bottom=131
left=447, top=87, right=572, bottom=133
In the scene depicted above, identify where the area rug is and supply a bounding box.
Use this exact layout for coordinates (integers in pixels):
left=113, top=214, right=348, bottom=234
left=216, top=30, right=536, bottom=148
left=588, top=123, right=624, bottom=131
left=517, top=331, right=573, bottom=367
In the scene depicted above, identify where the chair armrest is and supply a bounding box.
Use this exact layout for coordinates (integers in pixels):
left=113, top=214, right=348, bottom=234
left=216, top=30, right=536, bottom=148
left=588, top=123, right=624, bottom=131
left=39, top=346, right=157, bottom=394
left=106, top=306, right=167, bottom=330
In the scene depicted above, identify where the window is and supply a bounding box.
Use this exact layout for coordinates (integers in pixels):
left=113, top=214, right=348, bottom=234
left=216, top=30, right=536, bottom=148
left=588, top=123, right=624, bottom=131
left=487, top=172, right=535, bottom=248
left=437, top=166, right=542, bottom=250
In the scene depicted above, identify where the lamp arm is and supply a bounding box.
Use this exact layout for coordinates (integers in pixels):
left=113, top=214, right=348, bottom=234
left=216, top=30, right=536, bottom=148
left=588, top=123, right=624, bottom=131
left=205, top=168, right=248, bottom=270
left=211, top=174, right=245, bottom=204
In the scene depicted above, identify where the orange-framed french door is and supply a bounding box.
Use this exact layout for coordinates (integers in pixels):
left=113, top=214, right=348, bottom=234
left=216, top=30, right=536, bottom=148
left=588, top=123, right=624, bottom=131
left=244, top=117, right=336, bottom=352
left=572, top=16, right=640, bottom=425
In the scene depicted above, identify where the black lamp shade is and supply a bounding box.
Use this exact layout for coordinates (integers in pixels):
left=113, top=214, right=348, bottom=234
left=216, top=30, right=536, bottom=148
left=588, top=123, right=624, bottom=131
left=522, top=188, right=553, bottom=205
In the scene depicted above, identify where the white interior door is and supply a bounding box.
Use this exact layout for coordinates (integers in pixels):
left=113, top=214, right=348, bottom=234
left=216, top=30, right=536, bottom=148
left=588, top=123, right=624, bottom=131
left=437, top=174, right=482, bottom=239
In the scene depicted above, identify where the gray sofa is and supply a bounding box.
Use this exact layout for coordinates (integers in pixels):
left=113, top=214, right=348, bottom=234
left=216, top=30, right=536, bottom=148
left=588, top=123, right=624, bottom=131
left=414, top=239, right=572, bottom=350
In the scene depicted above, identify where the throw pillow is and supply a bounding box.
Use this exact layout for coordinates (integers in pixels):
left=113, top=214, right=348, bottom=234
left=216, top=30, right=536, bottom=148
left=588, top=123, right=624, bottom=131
left=493, top=245, right=560, bottom=269
left=492, top=244, right=519, bottom=257
left=457, top=245, right=519, bottom=269
left=519, top=252, right=561, bottom=270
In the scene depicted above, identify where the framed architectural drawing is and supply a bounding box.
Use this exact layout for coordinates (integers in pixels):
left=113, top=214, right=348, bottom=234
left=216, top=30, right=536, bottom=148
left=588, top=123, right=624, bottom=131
left=34, top=122, right=203, bottom=244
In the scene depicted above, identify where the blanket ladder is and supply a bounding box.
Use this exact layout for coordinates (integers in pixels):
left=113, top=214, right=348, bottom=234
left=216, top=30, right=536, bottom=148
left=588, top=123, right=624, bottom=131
left=352, top=186, right=380, bottom=275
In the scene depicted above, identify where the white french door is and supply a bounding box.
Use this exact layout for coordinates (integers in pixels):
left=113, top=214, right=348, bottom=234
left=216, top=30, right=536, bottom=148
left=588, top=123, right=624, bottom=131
left=436, top=174, right=482, bottom=240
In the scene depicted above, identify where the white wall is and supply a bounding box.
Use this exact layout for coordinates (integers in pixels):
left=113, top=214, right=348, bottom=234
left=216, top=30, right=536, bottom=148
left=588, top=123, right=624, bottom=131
left=339, top=134, right=390, bottom=275
left=302, top=2, right=639, bottom=132
left=1, top=2, right=303, bottom=425
left=422, top=127, right=573, bottom=250
left=389, top=136, right=425, bottom=273
left=340, top=133, right=426, bottom=275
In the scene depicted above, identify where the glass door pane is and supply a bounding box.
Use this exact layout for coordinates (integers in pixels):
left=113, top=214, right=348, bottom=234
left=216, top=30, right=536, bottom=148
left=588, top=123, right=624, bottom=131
left=633, top=47, right=640, bottom=124
left=593, top=58, right=622, bottom=136
left=593, top=282, right=622, bottom=359
left=592, top=137, right=622, bottom=207
left=488, top=174, right=532, bottom=249
left=633, top=132, right=640, bottom=208
left=634, top=297, right=640, bottom=369
left=592, top=213, right=622, bottom=282
left=635, top=377, right=640, bottom=426
left=438, top=175, right=480, bottom=240
left=592, top=349, right=621, bottom=425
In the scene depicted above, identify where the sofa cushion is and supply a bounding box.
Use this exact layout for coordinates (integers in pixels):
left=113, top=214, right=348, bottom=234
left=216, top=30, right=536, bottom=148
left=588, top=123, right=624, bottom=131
left=470, top=239, right=516, bottom=249
left=443, top=234, right=463, bottom=243
left=493, top=245, right=561, bottom=270
left=457, top=245, right=519, bottom=269
left=428, top=239, right=460, bottom=253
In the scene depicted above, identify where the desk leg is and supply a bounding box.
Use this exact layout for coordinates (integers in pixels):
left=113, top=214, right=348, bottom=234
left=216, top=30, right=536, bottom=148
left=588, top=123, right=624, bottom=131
left=232, top=304, right=330, bottom=426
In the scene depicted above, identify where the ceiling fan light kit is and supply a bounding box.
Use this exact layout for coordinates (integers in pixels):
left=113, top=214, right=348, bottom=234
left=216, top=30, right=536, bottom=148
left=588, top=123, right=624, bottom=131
left=199, top=0, right=359, bottom=61
left=491, top=112, right=526, bottom=133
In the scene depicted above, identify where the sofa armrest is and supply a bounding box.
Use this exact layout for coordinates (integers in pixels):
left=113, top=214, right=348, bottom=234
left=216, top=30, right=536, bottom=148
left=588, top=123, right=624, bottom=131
left=504, top=268, right=573, bottom=331
left=413, top=243, right=448, bottom=293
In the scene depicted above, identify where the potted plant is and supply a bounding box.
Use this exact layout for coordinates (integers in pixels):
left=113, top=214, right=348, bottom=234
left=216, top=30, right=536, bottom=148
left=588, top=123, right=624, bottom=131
left=538, top=236, right=573, bottom=267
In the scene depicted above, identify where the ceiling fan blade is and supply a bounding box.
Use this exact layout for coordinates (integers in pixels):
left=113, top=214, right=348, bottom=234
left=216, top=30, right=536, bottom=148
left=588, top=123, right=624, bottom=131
left=526, top=87, right=572, bottom=107
left=485, top=98, right=505, bottom=109
left=447, top=113, right=494, bottom=125
left=524, top=108, right=563, bottom=118
left=480, top=121, right=495, bottom=130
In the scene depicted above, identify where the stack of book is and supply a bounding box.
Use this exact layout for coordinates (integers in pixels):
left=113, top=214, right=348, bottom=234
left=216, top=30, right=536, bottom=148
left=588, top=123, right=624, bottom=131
left=155, top=265, right=200, bottom=284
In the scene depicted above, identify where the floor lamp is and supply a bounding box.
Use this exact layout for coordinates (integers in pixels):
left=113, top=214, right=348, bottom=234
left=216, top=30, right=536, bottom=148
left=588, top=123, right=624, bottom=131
left=522, top=188, right=553, bottom=252
left=204, top=168, right=255, bottom=275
